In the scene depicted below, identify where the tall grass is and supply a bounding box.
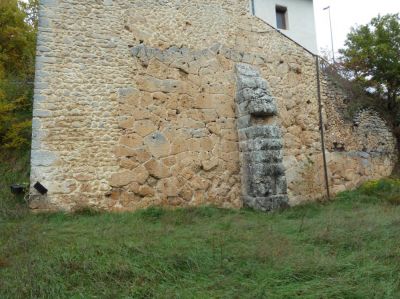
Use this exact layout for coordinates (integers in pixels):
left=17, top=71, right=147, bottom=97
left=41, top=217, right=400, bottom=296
left=0, top=179, right=400, bottom=298
left=0, top=150, right=30, bottom=221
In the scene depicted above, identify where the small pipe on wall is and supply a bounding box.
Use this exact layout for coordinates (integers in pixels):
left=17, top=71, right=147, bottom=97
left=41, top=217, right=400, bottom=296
left=315, top=55, right=331, bottom=200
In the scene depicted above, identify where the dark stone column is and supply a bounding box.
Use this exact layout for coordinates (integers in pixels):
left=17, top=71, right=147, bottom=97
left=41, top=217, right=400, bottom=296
left=235, top=63, right=289, bottom=211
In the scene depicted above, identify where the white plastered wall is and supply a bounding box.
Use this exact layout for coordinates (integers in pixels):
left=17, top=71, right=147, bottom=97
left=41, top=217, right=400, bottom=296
left=252, top=0, right=317, bottom=53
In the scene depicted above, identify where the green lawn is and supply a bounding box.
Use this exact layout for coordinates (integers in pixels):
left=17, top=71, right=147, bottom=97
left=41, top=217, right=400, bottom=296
left=1, top=155, right=400, bottom=298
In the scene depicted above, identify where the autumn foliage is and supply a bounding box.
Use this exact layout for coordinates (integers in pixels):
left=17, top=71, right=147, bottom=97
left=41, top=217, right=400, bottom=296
left=0, top=0, right=38, bottom=150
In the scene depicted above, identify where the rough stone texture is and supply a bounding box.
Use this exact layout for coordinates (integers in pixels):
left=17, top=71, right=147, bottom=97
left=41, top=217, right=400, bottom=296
left=30, top=0, right=397, bottom=211
left=109, top=43, right=242, bottom=210
left=235, top=63, right=288, bottom=211
left=320, top=75, right=398, bottom=197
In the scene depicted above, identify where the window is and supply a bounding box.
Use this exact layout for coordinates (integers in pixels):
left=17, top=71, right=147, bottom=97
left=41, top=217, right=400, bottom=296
left=250, top=0, right=255, bottom=15
left=276, top=5, right=288, bottom=30
left=250, top=0, right=256, bottom=16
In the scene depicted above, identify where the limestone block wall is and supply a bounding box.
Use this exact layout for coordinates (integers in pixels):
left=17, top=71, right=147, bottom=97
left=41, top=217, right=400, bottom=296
left=109, top=44, right=242, bottom=210
left=30, top=0, right=397, bottom=211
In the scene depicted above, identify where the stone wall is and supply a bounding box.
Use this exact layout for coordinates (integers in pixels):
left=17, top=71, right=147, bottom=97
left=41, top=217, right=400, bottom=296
left=30, top=0, right=397, bottom=211
left=109, top=43, right=242, bottom=210
left=321, top=74, right=397, bottom=195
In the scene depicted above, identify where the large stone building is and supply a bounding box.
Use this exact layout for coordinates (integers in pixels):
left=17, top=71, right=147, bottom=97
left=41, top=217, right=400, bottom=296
left=30, top=0, right=397, bottom=211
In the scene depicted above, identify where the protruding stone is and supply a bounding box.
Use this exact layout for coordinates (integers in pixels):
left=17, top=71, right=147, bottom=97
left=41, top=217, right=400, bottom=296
left=133, top=120, right=157, bottom=137
left=239, top=138, right=283, bottom=151
left=235, top=63, right=288, bottom=211
left=138, top=185, right=155, bottom=197
left=201, top=158, right=219, bottom=171
left=144, top=132, right=171, bottom=158
left=114, top=146, right=137, bottom=158
left=109, top=170, right=137, bottom=187
left=119, top=134, right=143, bottom=149
left=144, top=159, right=171, bottom=179
left=137, top=76, right=183, bottom=93
left=120, top=158, right=140, bottom=170
left=109, top=166, right=149, bottom=188
left=248, top=97, right=277, bottom=116
left=119, top=117, right=135, bottom=129
left=239, top=125, right=282, bottom=140
left=158, top=177, right=181, bottom=197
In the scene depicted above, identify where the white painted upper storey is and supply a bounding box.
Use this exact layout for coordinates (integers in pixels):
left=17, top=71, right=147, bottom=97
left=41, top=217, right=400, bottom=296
left=251, top=0, right=318, bottom=53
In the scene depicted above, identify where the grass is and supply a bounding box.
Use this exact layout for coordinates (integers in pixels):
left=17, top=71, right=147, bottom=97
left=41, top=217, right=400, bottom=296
left=1, top=155, right=400, bottom=298
left=0, top=150, right=30, bottom=220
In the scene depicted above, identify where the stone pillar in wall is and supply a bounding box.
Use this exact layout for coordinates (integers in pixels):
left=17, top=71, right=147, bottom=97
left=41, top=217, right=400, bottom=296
left=235, top=63, right=289, bottom=211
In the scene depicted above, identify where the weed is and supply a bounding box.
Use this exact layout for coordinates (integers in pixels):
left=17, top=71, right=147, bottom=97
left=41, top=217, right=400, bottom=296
left=0, top=150, right=30, bottom=221
left=139, top=206, right=165, bottom=222
left=0, top=257, right=9, bottom=268
left=386, top=194, right=400, bottom=206
left=72, top=206, right=102, bottom=216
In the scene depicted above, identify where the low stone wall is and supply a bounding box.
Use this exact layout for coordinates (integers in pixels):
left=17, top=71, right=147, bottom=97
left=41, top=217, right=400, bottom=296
left=321, top=76, right=397, bottom=195
left=29, top=0, right=397, bottom=211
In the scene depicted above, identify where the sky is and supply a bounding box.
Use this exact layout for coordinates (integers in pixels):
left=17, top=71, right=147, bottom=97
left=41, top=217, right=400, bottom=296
left=313, top=0, right=400, bottom=57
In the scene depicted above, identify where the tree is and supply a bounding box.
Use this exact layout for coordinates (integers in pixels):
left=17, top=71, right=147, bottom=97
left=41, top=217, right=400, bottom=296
left=0, top=0, right=38, bottom=150
left=339, top=14, right=400, bottom=111
left=20, top=0, right=39, bottom=29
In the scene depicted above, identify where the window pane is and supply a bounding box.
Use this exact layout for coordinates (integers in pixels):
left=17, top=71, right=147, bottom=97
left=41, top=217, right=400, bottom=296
left=276, top=12, right=286, bottom=29
left=276, top=6, right=287, bottom=30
